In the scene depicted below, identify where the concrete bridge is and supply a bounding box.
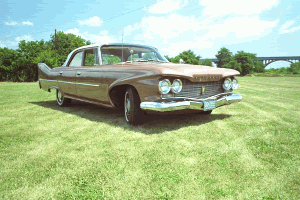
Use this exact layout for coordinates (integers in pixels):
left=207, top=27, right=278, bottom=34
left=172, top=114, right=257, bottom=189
left=205, top=56, right=300, bottom=66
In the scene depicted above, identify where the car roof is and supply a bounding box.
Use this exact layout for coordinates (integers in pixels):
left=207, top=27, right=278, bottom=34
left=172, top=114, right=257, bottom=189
left=73, top=43, right=157, bottom=52
left=62, top=43, right=159, bottom=66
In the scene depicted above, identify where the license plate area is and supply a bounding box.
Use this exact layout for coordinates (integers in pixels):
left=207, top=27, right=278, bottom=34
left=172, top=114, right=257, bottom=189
left=203, top=99, right=216, bottom=111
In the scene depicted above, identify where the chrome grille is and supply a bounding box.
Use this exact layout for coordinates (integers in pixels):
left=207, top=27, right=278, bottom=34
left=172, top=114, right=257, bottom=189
left=175, top=80, right=223, bottom=99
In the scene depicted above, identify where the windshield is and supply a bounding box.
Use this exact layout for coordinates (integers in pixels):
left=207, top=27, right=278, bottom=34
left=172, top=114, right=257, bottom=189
left=101, top=45, right=169, bottom=65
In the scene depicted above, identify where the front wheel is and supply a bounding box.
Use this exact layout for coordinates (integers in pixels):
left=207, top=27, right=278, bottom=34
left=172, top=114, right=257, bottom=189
left=56, top=89, right=71, bottom=106
left=124, top=87, right=144, bottom=125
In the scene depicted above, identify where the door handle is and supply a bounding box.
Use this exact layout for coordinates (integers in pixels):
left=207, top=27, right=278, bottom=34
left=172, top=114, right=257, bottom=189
left=59, top=71, right=63, bottom=74
left=77, top=71, right=81, bottom=75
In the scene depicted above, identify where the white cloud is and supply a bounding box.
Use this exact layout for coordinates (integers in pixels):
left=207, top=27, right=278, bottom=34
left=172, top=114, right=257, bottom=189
left=64, top=28, right=116, bottom=44
left=122, top=12, right=278, bottom=57
left=279, top=20, right=300, bottom=34
left=5, top=21, right=18, bottom=26
left=0, top=41, right=6, bottom=48
left=15, top=35, right=34, bottom=42
left=88, top=34, right=115, bottom=44
left=7, top=35, right=35, bottom=47
left=4, top=20, right=34, bottom=26
left=199, top=0, right=279, bottom=17
left=21, top=21, right=34, bottom=26
left=201, top=16, right=278, bottom=41
left=148, top=0, right=188, bottom=14
left=125, top=14, right=206, bottom=43
left=65, top=28, right=81, bottom=36
left=124, top=14, right=277, bottom=44
left=78, top=16, right=103, bottom=27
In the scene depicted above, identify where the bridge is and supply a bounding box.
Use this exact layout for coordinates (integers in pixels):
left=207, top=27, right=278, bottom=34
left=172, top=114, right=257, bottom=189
left=205, top=56, right=300, bottom=66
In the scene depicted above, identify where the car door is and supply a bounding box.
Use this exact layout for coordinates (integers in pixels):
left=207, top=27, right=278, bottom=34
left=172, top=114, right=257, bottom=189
left=57, top=51, right=83, bottom=98
left=75, top=48, right=110, bottom=104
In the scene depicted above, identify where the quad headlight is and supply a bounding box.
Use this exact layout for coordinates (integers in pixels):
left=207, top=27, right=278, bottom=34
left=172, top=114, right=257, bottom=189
left=159, top=79, right=183, bottom=94
left=222, top=77, right=239, bottom=91
left=171, top=79, right=182, bottom=93
left=232, top=77, right=239, bottom=89
left=222, top=78, right=232, bottom=90
left=158, top=79, right=171, bottom=94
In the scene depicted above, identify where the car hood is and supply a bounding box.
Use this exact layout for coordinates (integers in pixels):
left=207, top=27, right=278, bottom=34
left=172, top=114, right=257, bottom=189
left=117, top=62, right=240, bottom=82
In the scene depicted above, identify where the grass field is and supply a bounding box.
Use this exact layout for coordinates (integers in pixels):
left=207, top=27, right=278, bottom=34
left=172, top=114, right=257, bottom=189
left=1, top=77, right=300, bottom=199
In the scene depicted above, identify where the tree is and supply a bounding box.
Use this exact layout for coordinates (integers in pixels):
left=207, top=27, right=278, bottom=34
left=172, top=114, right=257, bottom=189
left=200, top=59, right=213, bottom=66
left=0, top=47, right=19, bottom=81
left=164, top=55, right=171, bottom=62
left=49, top=31, right=91, bottom=66
left=13, top=40, right=51, bottom=81
left=255, top=61, right=265, bottom=73
left=0, top=31, right=91, bottom=82
left=34, top=49, right=59, bottom=68
left=223, top=59, right=242, bottom=72
left=170, top=50, right=201, bottom=65
left=289, top=62, right=300, bottom=74
left=215, top=47, right=232, bottom=68
left=232, top=51, right=265, bottom=75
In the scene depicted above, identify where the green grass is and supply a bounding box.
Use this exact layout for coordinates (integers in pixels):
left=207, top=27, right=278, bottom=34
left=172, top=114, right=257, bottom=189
left=1, top=77, right=300, bottom=199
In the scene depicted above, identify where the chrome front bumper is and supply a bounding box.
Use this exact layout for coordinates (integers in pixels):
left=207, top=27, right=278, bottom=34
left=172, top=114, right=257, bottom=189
left=140, top=93, right=242, bottom=112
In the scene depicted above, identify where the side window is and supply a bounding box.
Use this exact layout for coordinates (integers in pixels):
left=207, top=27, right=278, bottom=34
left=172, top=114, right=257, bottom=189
left=69, top=51, right=83, bottom=67
left=84, top=49, right=99, bottom=66
left=102, top=54, right=121, bottom=65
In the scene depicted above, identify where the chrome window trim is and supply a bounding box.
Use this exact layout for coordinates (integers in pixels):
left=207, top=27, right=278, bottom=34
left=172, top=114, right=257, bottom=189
left=63, top=43, right=169, bottom=67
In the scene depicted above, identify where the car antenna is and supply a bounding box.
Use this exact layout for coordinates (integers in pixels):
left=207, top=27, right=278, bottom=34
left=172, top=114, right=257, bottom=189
left=122, top=30, right=124, bottom=65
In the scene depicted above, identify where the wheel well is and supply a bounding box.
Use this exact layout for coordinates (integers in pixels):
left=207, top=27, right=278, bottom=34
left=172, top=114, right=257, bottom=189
left=109, top=85, right=140, bottom=109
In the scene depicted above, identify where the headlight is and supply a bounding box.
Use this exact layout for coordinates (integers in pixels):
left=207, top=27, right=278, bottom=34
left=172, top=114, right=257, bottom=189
left=171, top=79, right=182, bottom=93
left=158, top=79, right=171, bottom=94
left=232, top=77, right=239, bottom=89
left=222, top=78, right=232, bottom=90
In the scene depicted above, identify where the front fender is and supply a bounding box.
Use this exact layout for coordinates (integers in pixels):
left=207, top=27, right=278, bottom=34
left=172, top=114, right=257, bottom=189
left=108, top=76, right=161, bottom=103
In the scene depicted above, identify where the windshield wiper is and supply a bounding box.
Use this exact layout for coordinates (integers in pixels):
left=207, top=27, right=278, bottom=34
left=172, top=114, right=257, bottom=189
left=147, top=59, right=167, bottom=63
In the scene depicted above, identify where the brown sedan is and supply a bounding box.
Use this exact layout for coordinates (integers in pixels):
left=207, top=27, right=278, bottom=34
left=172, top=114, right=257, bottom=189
left=38, top=43, right=242, bottom=124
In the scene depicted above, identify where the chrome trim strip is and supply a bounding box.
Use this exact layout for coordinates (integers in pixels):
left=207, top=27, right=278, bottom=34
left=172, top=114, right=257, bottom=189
left=75, top=82, right=99, bottom=87
left=161, top=92, right=233, bottom=101
left=39, top=79, right=99, bottom=87
left=140, top=93, right=242, bottom=112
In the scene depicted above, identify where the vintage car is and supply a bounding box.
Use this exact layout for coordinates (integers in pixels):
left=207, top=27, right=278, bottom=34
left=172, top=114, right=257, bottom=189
left=38, top=43, right=242, bottom=124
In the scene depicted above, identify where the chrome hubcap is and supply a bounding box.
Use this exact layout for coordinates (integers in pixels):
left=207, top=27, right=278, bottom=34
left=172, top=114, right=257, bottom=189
left=57, top=90, right=62, bottom=103
left=124, top=92, right=130, bottom=121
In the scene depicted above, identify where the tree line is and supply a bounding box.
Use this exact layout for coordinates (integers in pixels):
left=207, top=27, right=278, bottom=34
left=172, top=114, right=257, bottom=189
left=0, top=31, right=90, bottom=82
left=165, top=47, right=300, bottom=75
left=165, top=47, right=265, bottom=76
left=0, top=31, right=299, bottom=82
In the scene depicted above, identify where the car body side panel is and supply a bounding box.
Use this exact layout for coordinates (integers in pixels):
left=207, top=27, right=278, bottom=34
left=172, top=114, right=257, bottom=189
left=73, top=65, right=161, bottom=105
left=54, top=67, right=77, bottom=98
left=75, top=66, right=110, bottom=103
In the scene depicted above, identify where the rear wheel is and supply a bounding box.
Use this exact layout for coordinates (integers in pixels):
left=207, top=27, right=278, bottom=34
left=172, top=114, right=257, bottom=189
left=124, top=87, right=144, bottom=125
left=56, top=89, right=71, bottom=106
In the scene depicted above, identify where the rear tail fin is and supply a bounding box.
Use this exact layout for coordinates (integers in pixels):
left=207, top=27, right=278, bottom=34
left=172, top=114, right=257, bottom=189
left=38, top=63, right=51, bottom=71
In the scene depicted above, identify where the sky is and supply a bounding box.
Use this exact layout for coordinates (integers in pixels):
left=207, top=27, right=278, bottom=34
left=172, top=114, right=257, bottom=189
left=1, top=0, right=299, bottom=68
